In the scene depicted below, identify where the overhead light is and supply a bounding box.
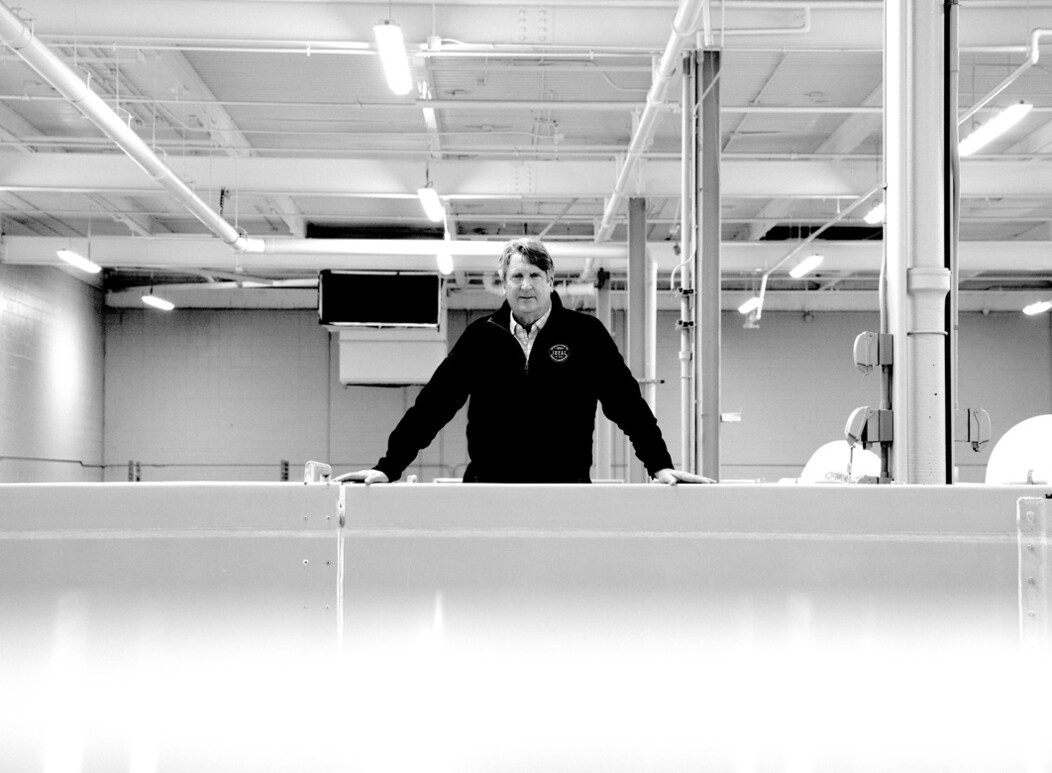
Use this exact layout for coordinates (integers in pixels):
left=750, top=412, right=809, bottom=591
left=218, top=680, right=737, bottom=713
left=789, top=253, right=824, bottom=279
left=436, top=251, right=454, bottom=275
left=56, top=248, right=101, bottom=274
left=863, top=202, right=885, bottom=225
left=422, top=106, right=438, bottom=132
left=373, top=19, right=413, bottom=96
left=1023, top=299, right=1052, bottom=316
left=738, top=296, right=763, bottom=315
left=959, top=102, right=1033, bottom=157
left=142, top=293, right=175, bottom=311
left=417, top=183, right=445, bottom=222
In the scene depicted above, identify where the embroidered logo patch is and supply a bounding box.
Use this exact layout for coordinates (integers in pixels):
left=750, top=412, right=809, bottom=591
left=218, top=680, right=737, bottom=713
left=549, top=344, right=570, bottom=363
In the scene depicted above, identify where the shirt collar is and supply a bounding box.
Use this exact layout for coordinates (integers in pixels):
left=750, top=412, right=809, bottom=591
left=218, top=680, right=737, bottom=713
left=509, top=302, right=552, bottom=337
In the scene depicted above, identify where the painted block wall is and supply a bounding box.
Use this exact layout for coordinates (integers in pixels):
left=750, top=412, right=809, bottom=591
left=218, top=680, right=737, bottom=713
left=101, top=303, right=1051, bottom=484
left=712, top=309, right=1051, bottom=482
left=956, top=311, right=1052, bottom=481
left=0, top=265, right=104, bottom=482
left=2, top=268, right=1047, bottom=484
left=103, top=308, right=332, bottom=481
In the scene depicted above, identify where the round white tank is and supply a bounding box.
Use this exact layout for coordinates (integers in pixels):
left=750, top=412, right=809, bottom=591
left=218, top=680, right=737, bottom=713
left=984, top=414, right=1052, bottom=484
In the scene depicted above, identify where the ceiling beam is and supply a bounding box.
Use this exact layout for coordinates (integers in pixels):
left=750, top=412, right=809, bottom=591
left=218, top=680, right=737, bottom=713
left=146, top=50, right=308, bottom=238
left=7, top=154, right=1052, bottom=199
left=4, top=235, right=1050, bottom=276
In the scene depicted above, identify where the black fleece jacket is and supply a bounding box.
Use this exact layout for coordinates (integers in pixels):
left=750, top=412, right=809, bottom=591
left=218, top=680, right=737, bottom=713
left=374, top=293, right=674, bottom=483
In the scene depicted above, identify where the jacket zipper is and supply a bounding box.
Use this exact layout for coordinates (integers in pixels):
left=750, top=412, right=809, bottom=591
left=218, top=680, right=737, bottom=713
left=488, top=316, right=530, bottom=374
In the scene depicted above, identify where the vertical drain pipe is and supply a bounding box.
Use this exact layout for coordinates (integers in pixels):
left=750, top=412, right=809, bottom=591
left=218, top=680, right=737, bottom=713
left=696, top=49, right=721, bottom=482
left=678, top=53, right=696, bottom=473
left=945, top=0, right=961, bottom=482
left=885, top=0, right=950, bottom=484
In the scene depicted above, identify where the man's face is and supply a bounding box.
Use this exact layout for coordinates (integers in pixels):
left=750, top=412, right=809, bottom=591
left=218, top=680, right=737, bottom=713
left=504, top=253, right=552, bottom=325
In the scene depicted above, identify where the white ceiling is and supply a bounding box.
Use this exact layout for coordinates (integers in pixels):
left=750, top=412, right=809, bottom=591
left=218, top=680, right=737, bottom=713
left=2, top=0, right=1052, bottom=306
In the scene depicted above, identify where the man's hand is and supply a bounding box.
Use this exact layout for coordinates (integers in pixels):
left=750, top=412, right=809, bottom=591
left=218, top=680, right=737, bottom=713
left=653, top=468, right=715, bottom=485
left=334, top=469, right=390, bottom=485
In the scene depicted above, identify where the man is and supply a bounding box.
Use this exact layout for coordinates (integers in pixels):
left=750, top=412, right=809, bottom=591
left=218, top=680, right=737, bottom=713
left=337, top=238, right=711, bottom=485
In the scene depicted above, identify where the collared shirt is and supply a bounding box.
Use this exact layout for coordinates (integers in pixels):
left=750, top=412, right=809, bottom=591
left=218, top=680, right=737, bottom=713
left=509, top=303, right=552, bottom=361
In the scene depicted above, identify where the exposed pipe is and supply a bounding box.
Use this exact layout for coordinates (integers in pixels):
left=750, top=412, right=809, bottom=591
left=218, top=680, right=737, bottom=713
left=678, top=52, right=696, bottom=473
left=752, top=181, right=882, bottom=319
left=886, top=0, right=950, bottom=484
left=696, top=49, right=722, bottom=482
left=0, top=2, right=257, bottom=253
left=958, top=28, right=1052, bottom=126
left=593, top=0, right=704, bottom=247
left=237, top=238, right=627, bottom=260
left=946, top=0, right=961, bottom=482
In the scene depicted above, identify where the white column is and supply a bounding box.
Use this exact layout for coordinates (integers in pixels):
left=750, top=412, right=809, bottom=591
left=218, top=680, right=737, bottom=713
left=885, top=0, right=950, bottom=484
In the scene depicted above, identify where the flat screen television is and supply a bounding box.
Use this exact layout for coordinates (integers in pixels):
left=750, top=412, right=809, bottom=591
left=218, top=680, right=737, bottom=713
left=318, top=270, right=441, bottom=328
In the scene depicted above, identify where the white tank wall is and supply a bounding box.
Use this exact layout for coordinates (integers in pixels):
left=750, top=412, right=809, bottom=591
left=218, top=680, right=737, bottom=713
left=1, top=481, right=1049, bottom=770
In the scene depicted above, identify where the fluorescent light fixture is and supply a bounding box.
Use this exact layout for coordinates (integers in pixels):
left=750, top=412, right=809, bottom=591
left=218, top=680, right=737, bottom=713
left=789, top=253, right=824, bottom=279
left=1023, top=299, right=1052, bottom=316
left=373, top=20, right=413, bottom=96
left=56, top=248, right=101, bottom=274
left=738, top=296, right=762, bottom=315
left=417, top=183, right=445, bottom=222
left=142, top=294, right=175, bottom=311
left=863, top=202, right=885, bottom=225
left=436, top=251, right=454, bottom=275
left=422, top=106, right=438, bottom=132
left=959, top=102, right=1033, bottom=157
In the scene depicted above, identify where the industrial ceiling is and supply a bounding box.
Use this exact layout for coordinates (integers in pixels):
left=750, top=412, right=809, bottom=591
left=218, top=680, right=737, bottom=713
left=1, top=0, right=1052, bottom=310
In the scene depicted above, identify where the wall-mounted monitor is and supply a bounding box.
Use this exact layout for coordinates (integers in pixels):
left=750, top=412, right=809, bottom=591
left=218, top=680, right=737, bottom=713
left=318, top=270, right=441, bottom=328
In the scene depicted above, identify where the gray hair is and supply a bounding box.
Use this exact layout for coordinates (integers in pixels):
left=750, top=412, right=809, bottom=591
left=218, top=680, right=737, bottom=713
left=497, top=238, right=555, bottom=281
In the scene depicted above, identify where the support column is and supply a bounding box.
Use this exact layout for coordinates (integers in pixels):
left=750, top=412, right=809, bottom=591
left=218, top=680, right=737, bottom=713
left=695, top=49, right=721, bottom=482
left=627, top=197, right=648, bottom=483
left=595, top=274, right=614, bottom=481
left=885, top=0, right=950, bottom=484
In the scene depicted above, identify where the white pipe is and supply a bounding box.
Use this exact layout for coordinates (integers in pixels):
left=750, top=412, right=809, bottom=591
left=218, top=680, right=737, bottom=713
left=753, top=181, right=882, bottom=319
left=678, top=52, right=695, bottom=473
left=0, top=2, right=255, bottom=253
left=958, top=28, right=1052, bottom=126
left=885, top=0, right=949, bottom=484
left=240, top=238, right=627, bottom=260
left=593, top=0, right=704, bottom=247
